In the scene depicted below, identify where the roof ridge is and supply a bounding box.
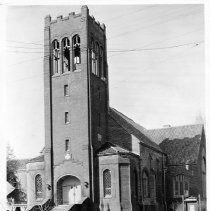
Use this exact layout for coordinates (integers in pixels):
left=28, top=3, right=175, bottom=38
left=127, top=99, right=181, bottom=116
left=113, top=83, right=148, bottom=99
left=148, top=123, right=203, bottom=131
left=109, top=107, right=146, bottom=130
left=109, top=107, right=162, bottom=152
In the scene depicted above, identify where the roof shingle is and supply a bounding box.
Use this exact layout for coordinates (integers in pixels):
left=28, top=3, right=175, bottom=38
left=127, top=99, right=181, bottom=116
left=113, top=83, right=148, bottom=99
left=97, top=142, right=132, bottom=156
left=147, top=124, right=203, bottom=145
left=27, top=155, right=44, bottom=163
left=159, top=135, right=201, bottom=164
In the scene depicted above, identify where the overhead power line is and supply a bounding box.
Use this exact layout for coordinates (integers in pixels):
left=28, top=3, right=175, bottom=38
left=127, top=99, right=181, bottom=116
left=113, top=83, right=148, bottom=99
left=110, top=7, right=202, bottom=40
left=6, top=40, right=43, bottom=46
left=7, top=41, right=203, bottom=55
left=6, top=27, right=203, bottom=54
left=6, top=5, right=201, bottom=47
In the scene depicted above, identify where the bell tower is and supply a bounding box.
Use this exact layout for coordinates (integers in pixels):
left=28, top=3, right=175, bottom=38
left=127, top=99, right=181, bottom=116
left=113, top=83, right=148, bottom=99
left=43, top=5, right=109, bottom=205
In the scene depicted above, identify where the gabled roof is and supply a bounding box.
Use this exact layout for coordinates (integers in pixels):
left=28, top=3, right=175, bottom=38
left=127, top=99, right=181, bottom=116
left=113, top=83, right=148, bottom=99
left=109, top=108, right=162, bottom=152
left=159, top=135, right=201, bottom=165
left=9, top=155, right=44, bottom=170
left=97, top=142, right=130, bottom=156
left=147, top=124, right=203, bottom=145
left=27, top=155, right=44, bottom=163
left=15, top=159, right=29, bottom=169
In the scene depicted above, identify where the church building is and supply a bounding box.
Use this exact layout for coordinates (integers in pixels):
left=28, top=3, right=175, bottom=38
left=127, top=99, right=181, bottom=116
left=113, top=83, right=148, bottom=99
left=8, top=6, right=206, bottom=211
left=21, top=5, right=166, bottom=211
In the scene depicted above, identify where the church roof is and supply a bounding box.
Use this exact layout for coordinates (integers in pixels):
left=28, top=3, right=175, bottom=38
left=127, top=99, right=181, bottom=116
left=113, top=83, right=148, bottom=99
left=109, top=108, right=162, bottom=152
left=27, top=155, right=44, bottom=163
left=97, top=142, right=131, bottom=156
left=15, top=159, right=29, bottom=169
left=147, top=124, right=203, bottom=145
left=159, top=135, right=201, bottom=165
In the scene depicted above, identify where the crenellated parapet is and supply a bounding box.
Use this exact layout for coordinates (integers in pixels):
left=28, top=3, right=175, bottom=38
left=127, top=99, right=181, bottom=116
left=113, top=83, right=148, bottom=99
left=44, top=5, right=106, bottom=33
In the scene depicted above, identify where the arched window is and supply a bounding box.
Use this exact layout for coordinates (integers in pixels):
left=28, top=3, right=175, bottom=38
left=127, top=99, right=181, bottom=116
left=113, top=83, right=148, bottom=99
left=91, top=38, right=96, bottom=74
left=151, top=172, right=156, bottom=199
left=202, top=157, right=206, bottom=197
left=185, top=160, right=190, bottom=170
left=103, top=169, right=111, bottom=197
left=35, top=174, right=43, bottom=199
left=134, top=170, right=138, bottom=198
left=95, top=42, right=99, bottom=76
left=61, top=38, right=70, bottom=73
left=173, top=175, right=184, bottom=196
left=184, top=180, right=189, bottom=196
left=142, top=171, right=149, bottom=198
left=52, top=40, right=60, bottom=75
left=73, top=35, right=81, bottom=70
left=99, top=46, right=104, bottom=78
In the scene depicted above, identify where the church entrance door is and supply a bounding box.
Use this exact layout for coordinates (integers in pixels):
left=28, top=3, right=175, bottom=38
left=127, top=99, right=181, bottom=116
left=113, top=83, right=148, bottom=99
left=68, top=184, right=81, bottom=204
left=57, top=175, right=81, bottom=205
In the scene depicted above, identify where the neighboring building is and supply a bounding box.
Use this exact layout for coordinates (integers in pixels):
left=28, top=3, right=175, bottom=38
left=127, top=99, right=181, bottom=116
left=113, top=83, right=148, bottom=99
left=7, top=160, right=28, bottom=211
left=148, top=124, right=206, bottom=211
left=10, top=5, right=206, bottom=211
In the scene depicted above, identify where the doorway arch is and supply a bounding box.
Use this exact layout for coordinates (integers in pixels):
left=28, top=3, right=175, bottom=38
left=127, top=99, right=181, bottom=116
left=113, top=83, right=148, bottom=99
left=57, top=175, right=81, bottom=205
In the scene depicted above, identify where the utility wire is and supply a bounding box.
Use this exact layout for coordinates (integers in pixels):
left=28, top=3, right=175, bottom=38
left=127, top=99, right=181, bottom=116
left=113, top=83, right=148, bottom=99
left=6, top=39, right=202, bottom=69
left=7, top=40, right=202, bottom=83
left=110, top=7, right=202, bottom=40
left=6, top=27, right=203, bottom=55
left=6, top=41, right=203, bottom=55
left=6, top=5, right=200, bottom=46
left=108, top=41, right=203, bottom=58
left=108, top=5, right=191, bottom=39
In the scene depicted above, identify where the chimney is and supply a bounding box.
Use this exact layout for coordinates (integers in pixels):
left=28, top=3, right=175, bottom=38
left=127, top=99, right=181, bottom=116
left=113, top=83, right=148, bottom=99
left=163, top=125, right=171, bottom=128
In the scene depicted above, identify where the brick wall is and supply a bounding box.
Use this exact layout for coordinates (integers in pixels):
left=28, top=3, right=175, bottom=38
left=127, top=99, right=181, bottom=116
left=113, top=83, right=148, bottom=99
left=107, top=116, right=132, bottom=151
left=107, top=113, right=165, bottom=211
left=140, top=144, right=164, bottom=208
left=43, top=6, right=108, bottom=204
left=165, top=130, right=206, bottom=210
left=26, top=162, right=45, bottom=207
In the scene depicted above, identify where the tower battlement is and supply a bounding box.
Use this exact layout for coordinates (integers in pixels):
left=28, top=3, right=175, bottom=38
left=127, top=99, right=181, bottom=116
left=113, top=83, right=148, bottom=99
left=44, top=5, right=105, bottom=32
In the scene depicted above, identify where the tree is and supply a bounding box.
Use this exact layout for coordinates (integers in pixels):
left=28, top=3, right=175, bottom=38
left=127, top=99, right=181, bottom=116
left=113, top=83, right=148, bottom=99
left=7, top=145, right=27, bottom=205
left=7, top=145, right=18, bottom=187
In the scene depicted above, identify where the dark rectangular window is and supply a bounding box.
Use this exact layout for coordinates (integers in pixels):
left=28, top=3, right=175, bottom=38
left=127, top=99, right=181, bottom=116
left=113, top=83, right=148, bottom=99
left=174, top=176, right=179, bottom=196
left=64, top=84, right=69, bottom=96
left=179, top=175, right=184, bottom=195
left=98, top=86, right=101, bottom=99
left=65, top=112, right=69, bottom=124
left=97, top=112, right=101, bottom=127
left=65, top=139, right=70, bottom=151
left=185, top=181, right=189, bottom=196
left=97, top=133, right=102, bottom=142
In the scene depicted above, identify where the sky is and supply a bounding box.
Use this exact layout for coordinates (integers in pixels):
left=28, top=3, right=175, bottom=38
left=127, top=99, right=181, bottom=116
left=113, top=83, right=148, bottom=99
left=4, top=4, right=205, bottom=159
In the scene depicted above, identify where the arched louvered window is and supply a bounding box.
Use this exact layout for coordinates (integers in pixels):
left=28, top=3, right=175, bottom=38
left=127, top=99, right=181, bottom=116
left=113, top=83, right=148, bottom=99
left=35, top=174, right=43, bottom=199
left=73, top=35, right=81, bottom=70
left=103, top=169, right=111, bottom=197
left=95, top=42, right=99, bottom=76
left=202, top=157, right=206, bottom=197
left=52, top=40, right=60, bottom=75
left=99, top=46, right=104, bottom=78
left=143, top=171, right=149, bottom=198
left=62, top=38, right=70, bottom=73
left=91, top=38, right=96, bottom=74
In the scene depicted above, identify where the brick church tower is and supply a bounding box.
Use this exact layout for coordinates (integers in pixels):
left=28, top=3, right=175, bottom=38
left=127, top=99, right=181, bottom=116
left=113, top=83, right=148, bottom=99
left=44, top=5, right=109, bottom=206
